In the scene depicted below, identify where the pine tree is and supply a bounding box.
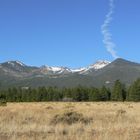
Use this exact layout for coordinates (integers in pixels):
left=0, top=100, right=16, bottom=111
left=100, top=86, right=110, bottom=101
left=128, top=79, right=140, bottom=101
left=89, top=88, right=101, bottom=101
left=111, top=80, right=126, bottom=101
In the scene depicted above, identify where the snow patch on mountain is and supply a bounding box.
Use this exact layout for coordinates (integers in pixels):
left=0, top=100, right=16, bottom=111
left=41, top=65, right=72, bottom=74
left=43, top=66, right=62, bottom=72
left=6, top=61, right=26, bottom=67
left=71, top=67, right=86, bottom=73
left=7, top=61, right=15, bottom=66
left=71, top=60, right=110, bottom=74
left=89, top=60, right=110, bottom=70
left=15, top=61, right=26, bottom=66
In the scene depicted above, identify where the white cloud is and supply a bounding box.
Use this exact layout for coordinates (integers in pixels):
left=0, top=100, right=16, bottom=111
left=101, top=0, right=119, bottom=59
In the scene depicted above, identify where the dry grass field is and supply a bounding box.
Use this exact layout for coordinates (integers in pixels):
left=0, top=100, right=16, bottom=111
left=0, top=102, right=140, bottom=140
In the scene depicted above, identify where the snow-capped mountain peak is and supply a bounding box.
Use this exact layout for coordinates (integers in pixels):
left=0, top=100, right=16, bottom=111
left=89, top=60, right=110, bottom=70
left=41, top=60, right=110, bottom=75
left=15, top=61, right=26, bottom=66
left=40, top=65, right=71, bottom=75
left=70, top=60, right=110, bottom=74
left=4, top=61, right=26, bottom=67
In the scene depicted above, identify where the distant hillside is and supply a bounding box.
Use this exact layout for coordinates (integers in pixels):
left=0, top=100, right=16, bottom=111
left=0, top=58, right=140, bottom=88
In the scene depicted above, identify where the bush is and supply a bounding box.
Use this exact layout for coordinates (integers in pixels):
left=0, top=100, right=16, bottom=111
left=50, top=111, right=93, bottom=125
left=0, top=99, right=7, bottom=106
left=0, top=94, right=7, bottom=106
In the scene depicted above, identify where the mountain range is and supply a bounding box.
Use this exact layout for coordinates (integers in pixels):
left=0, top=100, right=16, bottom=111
left=0, top=58, right=140, bottom=88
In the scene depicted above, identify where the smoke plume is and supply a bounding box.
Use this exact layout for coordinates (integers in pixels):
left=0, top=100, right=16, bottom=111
left=101, top=0, right=119, bottom=59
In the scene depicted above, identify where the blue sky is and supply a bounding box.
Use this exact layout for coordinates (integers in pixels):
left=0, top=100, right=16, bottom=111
left=0, top=0, right=140, bottom=68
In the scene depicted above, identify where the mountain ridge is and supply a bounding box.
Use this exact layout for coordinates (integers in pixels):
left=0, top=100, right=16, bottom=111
left=0, top=58, right=140, bottom=88
left=0, top=60, right=110, bottom=76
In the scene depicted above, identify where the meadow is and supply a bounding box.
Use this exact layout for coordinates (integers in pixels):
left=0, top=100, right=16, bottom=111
left=0, top=102, right=140, bottom=140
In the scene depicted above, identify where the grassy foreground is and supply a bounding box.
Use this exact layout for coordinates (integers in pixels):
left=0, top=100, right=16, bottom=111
left=0, top=102, right=140, bottom=140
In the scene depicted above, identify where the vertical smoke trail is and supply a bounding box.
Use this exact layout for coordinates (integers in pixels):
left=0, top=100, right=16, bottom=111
left=101, top=0, right=119, bottom=59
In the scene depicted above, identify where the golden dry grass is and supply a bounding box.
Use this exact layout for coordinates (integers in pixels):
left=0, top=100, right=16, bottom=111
left=0, top=102, right=140, bottom=140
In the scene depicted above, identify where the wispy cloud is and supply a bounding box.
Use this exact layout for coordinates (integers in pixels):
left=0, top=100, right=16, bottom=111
left=101, top=0, right=119, bottom=59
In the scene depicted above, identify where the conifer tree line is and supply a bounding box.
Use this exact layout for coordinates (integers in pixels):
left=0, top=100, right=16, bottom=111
left=0, top=79, right=140, bottom=102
